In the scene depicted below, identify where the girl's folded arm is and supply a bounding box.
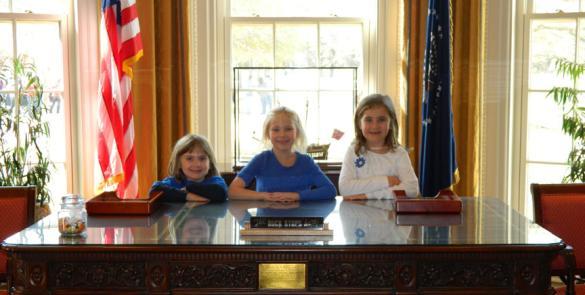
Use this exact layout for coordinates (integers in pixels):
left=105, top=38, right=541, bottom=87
left=298, top=172, right=337, bottom=201
left=150, top=183, right=187, bottom=202
left=228, top=176, right=269, bottom=200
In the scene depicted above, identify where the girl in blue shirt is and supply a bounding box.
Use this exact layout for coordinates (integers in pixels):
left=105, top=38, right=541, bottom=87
left=228, top=107, right=337, bottom=201
left=150, top=134, right=227, bottom=202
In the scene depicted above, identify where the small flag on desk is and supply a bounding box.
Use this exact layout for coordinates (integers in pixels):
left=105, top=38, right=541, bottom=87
left=332, top=128, right=344, bottom=140
left=419, top=0, right=459, bottom=197
left=97, top=0, right=144, bottom=199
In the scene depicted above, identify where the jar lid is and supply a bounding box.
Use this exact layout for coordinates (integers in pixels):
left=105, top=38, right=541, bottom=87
left=61, top=194, right=84, bottom=205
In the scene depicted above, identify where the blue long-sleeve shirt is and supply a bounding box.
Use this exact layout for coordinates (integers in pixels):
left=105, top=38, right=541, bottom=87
left=150, top=176, right=228, bottom=203
left=237, top=150, right=337, bottom=201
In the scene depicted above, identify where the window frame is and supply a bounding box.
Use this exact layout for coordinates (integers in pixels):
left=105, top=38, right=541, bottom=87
left=0, top=8, right=74, bottom=204
left=513, top=0, right=584, bottom=218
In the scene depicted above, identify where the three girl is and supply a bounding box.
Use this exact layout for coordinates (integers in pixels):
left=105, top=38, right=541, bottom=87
left=339, top=94, right=419, bottom=199
left=151, top=134, right=228, bottom=203
left=228, top=107, right=337, bottom=201
left=154, top=93, right=415, bottom=203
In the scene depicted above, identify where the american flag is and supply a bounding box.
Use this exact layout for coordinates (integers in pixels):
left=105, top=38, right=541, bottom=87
left=97, top=0, right=143, bottom=199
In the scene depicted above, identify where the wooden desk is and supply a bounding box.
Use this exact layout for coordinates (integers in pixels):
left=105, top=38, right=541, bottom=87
left=2, top=197, right=564, bottom=294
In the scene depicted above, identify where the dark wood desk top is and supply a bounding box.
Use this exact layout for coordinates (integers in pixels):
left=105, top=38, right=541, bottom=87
left=2, top=196, right=562, bottom=249
left=1, top=196, right=566, bottom=294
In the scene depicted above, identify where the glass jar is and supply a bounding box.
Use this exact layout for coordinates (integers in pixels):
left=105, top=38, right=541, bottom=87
left=58, top=194, right=87, bottom=236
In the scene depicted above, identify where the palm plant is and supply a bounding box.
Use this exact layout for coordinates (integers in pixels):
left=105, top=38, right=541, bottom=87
left=547, top=58, right=585, bottom=182
left=0, top=54, right=52, bottom=206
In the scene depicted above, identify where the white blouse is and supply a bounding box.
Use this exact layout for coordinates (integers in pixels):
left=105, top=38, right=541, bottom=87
left=339, top=144, right=419, bottom=199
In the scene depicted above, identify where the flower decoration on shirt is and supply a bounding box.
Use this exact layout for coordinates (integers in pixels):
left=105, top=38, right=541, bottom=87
left=354, top=156, right=366, bottom=168
left=355, top=228, right=365, bottom=243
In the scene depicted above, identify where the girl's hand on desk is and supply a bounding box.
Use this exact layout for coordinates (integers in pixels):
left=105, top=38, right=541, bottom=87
left=264, top=192, right=299, bottom=202
left=266, top=202, right=300, bottom=209
left=343, top=194, right=367, bottom=201
left=186, top=193, right=210, bottom=202
left=387, top=176, right=401, bottom=187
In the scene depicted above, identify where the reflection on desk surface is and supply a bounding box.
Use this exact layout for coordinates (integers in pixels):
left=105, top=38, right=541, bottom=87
left=340, top=200, right=413, bottom=244
left=2, top=196, right=562, bottom=247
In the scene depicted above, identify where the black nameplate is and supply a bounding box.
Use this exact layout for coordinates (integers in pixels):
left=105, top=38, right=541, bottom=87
left=250, top=217, right=324, bottom=229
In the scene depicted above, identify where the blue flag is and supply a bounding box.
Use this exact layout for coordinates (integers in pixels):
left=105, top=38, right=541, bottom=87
left=419, top=0, right=459, bottom=197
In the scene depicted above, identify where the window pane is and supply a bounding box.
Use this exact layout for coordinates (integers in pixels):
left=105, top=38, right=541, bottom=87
left=15, top=21, right=67, bottom=207
left=235, top=90, right=266, bottom=161
left=231, top=0, right=370, bottom=17
left=0, top=22, right=14, bottom=90
left=16, top=21, right=63, bottom=90
left=12, top=0, right=68, bottom=14
left=237, top=68, right=274, bottom=89
left=524, top=163, right=569, bottom=219
left=316, top=91, right=355, bottom=161
left=320, top=24, right=363, bottom=67
left=0, top=22, right=12, bottom=57
left=320, top=68, right=355, bottom=90
left=0, top=0, right=8, bottom=12
left=529, top=19, right=575, bottom=90
left=532, top=0, right=578, bottom=13
left=234, top=67, right=356, bottom=162
left=526, top=92, right=572, bottom=162
left=577, top=18, right=585, bottom=88
left=275, top=68, right=318, bottom=90
left=275, top=24, right=317, bottom=67
left=232, top=24, right=274, bottom=67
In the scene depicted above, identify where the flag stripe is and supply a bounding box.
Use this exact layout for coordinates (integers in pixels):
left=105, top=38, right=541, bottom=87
left=121, top=0, right=136, bottom=9
left=120, top=4, right=138, bottom=25
left=121, top=18, right=140, bottom=42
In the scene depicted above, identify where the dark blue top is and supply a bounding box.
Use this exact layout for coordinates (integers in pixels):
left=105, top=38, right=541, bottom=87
left=150, top=176, right=228, bottom=203
left=237, top=150, right=337, bottom=201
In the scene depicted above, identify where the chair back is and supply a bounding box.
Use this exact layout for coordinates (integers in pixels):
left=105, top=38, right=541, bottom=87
left=531, top=183, right=585, bottom=277
left=0, top=186, right=36, bottom=282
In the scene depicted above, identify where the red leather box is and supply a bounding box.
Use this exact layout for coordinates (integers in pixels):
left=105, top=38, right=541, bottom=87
left=394, top=190, right=462, bottom=214
left=86, top=190, right=163, bottom=215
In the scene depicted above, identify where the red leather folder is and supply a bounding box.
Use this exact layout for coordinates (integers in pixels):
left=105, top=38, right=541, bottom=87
left=86, top=190, right=163, bottom=215
left=394, top=190, right=462, bottom=214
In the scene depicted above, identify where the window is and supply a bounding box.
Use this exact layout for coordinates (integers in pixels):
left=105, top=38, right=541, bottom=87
left=519, top=0, right=584, bottom=218
left=0, top=0, right=71, bottom=207
left=228, top=0, right=377, bottom=164
left=233, top=67, right=358, bottom=163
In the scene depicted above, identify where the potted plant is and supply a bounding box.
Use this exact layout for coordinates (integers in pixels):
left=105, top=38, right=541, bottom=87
left=547, top=58, right=585, bottom=182
left=0, top=54, right=53, bottom=219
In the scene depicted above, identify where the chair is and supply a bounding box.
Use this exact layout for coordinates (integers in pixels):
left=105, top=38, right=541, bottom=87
left=531, top=183, right=585, bottom=295
left=0, top=186, right=36, bottom=289
left=307, top=143, right=330, bottom=160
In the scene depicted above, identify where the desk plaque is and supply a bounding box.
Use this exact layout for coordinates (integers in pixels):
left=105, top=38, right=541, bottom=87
left=259, top=263, right=306, bottom=289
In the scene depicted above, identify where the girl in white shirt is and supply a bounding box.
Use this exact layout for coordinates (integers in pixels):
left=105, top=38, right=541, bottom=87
left=339, top=94, right=419, bottom=200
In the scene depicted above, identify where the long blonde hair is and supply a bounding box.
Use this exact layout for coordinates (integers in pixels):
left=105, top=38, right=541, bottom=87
left=168, top=134, right=219, bottom=181
left=353, top=94, right=399, bottom=155
left=262, top=106, right=307, bottom=152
